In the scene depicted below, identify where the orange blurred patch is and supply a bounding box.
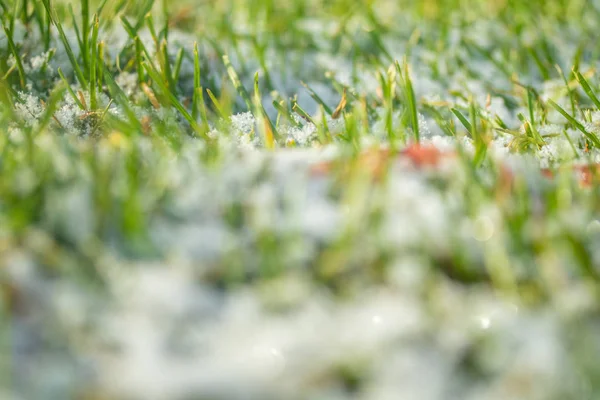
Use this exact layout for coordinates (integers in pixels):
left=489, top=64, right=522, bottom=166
left=310, top=145, right=453, bottom=178
left=309, top=148, right=391, bottom=179
left=574, top=164, right=600, bottom=187
left=400, top=144, right=453, bottom=167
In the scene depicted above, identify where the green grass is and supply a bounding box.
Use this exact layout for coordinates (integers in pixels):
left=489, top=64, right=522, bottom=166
left=2, top=0, right=600, bottom=398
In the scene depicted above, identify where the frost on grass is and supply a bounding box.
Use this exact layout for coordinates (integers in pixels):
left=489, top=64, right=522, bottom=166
left=3, top=1, right=600, bottom=399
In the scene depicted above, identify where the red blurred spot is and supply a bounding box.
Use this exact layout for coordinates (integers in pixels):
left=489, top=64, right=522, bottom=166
left=400, top=144, right=451, bottom=167
left=541, top=169, right=554, bottom=179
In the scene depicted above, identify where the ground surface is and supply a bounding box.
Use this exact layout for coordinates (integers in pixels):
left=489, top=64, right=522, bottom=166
left=2, top=0, right=600, bottom=399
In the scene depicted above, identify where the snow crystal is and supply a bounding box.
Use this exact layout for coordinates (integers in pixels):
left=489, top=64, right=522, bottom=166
left=15, top=93, right=43, bottom=126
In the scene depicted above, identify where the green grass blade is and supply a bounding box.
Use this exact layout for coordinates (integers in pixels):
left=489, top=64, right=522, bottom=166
left=172, top=48, right=184, bottom=84
left=58, top=68, right=85, bottom=110
left=398, top=58, right=420, bottom=143
left=451, top=107, right=473, bottom=134
left=292, top=101, right=316, bottom=126
left=206, top=88, right=225, bottom=120
left=548, top=99, right=600, bottom=147
left=254, top=72, right=279, bottom=147
left=89, top=15, right=99, bottom=110
left=191, top=43, right=208, bottom=126
left=143, top=61, right=207, bottom=139
left=2, top=25, right=26, bottom=88
left=223, top=55, right=252, bottom=111
left=300, top=81, right=333, bottom=116
left=574, top=70, right=600, bottom=111
left=82, top=0, right=90, bottom=71
left=41, top=0, right=88, bottom=90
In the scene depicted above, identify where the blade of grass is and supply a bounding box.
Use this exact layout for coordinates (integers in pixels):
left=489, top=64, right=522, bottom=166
left=206, top=88, right=226, bottom=120
left=191, top=43, right=207, bottom=123
left=58, top=68, right=85, bottom=110
left=254, top=72, right=279, bottom=147
left=301, top=81, right=333, bottom=116
left=143, top=61, right=207, bottom=139
left=272, top=100, right=302, bottom=128
left=102, top=64, right=142, bottom=133
left=68, top=4, right=84, bottom=68
left=158, top=39, right=177, bottom=93
left=527, top=89, right=536, bottom=126
left=318, top=105, right=333, bottom=144
left=41, top=0, right=88, bottom=90
left=89, top=15, right=99, bottom=110
left=470, top=100, right=487, bottom=165
left=223, top=55, right=252, bottom=111
left=82, top=0, right=90, bottom=71
left=548, top=99, right=600, bottom=147
left=397, top=58, right=420, bottom=143
left=172, top=48, right=184, bottom=83
left=2, top=25, right=26, bottom=88
left=451, top=107, right=473, bottom=134
left=331, top=89, right=348, bottom=120
left=292, top=101, right=316, bottom=126
left=555, top=64, right=576, bottom=116
left=574, top=70, right=600, bottom=110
